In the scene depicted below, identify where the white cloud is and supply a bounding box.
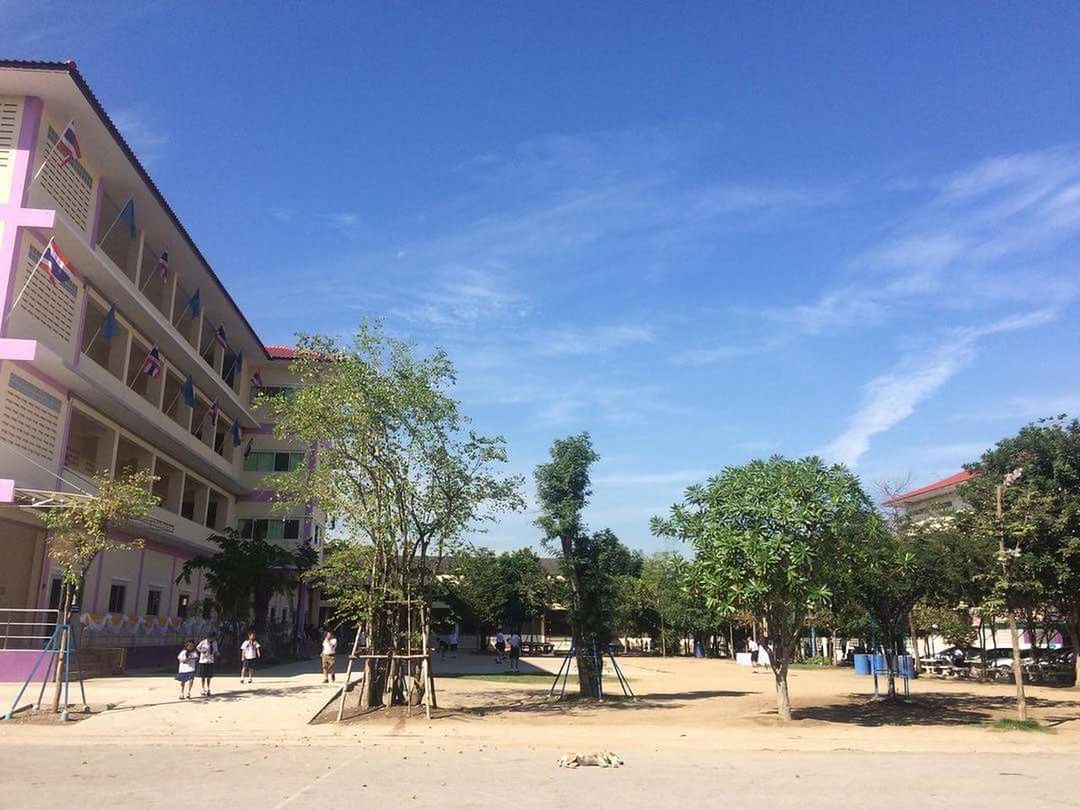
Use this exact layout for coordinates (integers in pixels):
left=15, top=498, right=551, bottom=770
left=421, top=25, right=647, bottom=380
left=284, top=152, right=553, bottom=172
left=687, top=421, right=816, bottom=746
left=533, top=324, right=654, bottom=356
left=111, top=108, right=169, bottom=162
left=821, top=310, right=1059, bottom=467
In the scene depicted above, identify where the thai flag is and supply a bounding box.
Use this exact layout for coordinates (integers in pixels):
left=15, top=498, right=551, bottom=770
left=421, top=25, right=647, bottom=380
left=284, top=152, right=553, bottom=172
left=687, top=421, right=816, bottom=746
left=155, top=250, right=169, bottom=282
left=141, top=347, right=164, bottom=378
left=214, top=325, right=228, bottom=349
left=243, top=438, right=254, bottom=459
left=38, top=243, right=73, bottom=286
left=230, top=418, right=242, bottom=447
left=208, top=401, right=219, bottom=428
left=250, top=369, right=263, bottom=389
left=57, top=124, right=81, bottom=166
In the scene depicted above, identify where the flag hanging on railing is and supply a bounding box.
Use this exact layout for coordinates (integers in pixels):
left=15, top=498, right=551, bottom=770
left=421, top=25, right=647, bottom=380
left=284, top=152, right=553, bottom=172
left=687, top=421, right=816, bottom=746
left=57, top=124, right=81, bottom=166
left=230, top=418, right=242, bottom=447
left=181, top=375, right=196, bottom=408
left=155, top=250, right=169, bottom=282
left=208, top=401, right=219, bottom=428
left=243, top=437, right=254, bottom=459
left=250, top=369, right=263, bottom=389
left=102, top=305, right=121, bottom=341
left=141, top=347, right=164, bottom=378
left=214, top=325, right=228, bottom=349
left=119, top=198, right=136, bottom=240
left=38, top=242, right=73, bottom=286
left=189, top=288, right=201, bottom=318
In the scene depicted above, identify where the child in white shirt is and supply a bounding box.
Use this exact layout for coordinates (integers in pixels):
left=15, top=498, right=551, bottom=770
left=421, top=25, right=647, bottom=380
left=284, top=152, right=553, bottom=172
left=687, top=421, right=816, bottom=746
left=240, top=631, right=261, bottom=684
left=176, top=639, right=198, bottom=700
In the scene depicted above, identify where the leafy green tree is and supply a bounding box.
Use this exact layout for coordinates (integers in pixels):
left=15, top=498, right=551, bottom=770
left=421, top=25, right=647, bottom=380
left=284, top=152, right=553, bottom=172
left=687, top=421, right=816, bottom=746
left=499, top=548, right=549, bottom=633
left=534, top=432, right=601, bottom=697
left=652, top=456, right=876, bottom=721
left=956, top=417, right=1080, bottom=704
left=268, top=323, right=522, bottom=709
left=443, top=548, right=505, bottom=650
left=41, top=470, right=158, bottom=712
left=178, top=528, right=305, bottom=640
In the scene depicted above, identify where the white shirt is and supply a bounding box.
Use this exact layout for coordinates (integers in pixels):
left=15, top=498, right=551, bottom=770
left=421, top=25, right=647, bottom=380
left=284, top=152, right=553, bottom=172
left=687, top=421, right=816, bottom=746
left=177, top=649, right=197, bottom=673
left=196, top=639, right=218, bottom=664
left=322, top=637, right=337, bottom=655
left=241, top=639, right=261, bottom=660
left=748, top=639, right=759, bottom=652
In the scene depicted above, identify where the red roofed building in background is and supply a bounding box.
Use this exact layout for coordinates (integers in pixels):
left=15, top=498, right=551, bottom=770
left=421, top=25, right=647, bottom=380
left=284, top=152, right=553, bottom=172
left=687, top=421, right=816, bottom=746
left=884, top=470, right=976, bottom=518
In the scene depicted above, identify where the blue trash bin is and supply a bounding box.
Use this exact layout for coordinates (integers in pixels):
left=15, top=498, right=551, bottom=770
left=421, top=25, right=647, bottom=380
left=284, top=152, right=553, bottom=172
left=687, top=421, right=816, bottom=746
left=854, top=653, right=871, bottom=675
left=871, top=653, right=887, bottom=673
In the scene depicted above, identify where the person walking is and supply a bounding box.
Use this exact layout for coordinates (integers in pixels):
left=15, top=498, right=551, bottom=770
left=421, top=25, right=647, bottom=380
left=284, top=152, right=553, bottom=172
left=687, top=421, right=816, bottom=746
left=321, top=630, right=338, bottom=683
left=508, top=631, right=522, bottom=673
left=449, top=629, right=459, bottom=658
left=748, top=637, right=760, bottom=673
left=176, top=639, right=198, bottom=700
left=240, top=630, right=261, bottom=684
left=494, top=629, right=506, bottom=664
left=196, top=631, right=219, bottom=696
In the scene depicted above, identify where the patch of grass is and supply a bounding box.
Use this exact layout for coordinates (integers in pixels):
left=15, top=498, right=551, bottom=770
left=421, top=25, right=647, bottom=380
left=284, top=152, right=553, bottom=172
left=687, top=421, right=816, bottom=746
left=438, top=673, right=555, bottom=684
left=990, top=718, right=1048, bottom=732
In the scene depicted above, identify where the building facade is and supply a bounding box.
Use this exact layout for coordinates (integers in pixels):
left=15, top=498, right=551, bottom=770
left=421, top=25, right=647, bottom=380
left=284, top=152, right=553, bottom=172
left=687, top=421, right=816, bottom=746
left=0, top=61, right=322, bottom=672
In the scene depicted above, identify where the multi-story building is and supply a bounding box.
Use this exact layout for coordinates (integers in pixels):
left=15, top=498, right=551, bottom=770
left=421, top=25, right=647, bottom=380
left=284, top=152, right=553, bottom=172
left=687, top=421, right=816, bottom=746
left=0, top=60, right=323, bottom=672
left=882, top=470, right=974, bottom=518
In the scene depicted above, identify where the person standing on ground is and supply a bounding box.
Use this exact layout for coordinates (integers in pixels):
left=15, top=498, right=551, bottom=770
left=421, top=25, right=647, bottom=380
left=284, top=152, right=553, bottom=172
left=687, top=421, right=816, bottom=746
left=495, top=629, right=506, bottom=664
left=449, top=629, right=458, bottom=658
left=748, top=637, right=760, bottom=673
left=196, top=631, right=219, bottom=696
left=240, top=630, right=261, bottom=684
left=321, top=630, right=338, bottom=683
left=509, top=630, right=522, bottom=673
left=176, top=639, right=198, bottom=700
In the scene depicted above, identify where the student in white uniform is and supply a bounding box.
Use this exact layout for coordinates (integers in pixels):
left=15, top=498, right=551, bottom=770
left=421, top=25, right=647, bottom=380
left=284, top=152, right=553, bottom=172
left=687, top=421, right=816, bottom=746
left=176, top=639, right=198, bottom=700
left=240, top=631, right=261, bottom=684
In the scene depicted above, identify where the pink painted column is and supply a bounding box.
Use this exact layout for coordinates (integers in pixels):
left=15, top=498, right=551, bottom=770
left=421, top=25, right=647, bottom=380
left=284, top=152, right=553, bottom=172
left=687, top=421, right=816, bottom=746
left=91, top=553, right=105, bottom=612
left=167, top=557, right=177, bottom=618
left=132, top=547, right=147, bottom=617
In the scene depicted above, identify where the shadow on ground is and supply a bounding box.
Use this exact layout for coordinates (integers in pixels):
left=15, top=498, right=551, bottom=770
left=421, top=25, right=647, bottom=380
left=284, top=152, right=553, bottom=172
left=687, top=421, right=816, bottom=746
left=792, top=693, right=1080, bottom=727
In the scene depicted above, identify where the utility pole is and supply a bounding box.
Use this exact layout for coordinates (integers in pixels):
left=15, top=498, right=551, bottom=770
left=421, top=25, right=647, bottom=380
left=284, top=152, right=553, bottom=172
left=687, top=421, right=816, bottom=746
left=997, top=469, right=1027, bottom=722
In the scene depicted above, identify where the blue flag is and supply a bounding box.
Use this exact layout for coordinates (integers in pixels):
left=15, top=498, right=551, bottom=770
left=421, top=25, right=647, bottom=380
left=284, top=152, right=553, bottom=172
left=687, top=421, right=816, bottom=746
left=119, top=198, right=136, bottom=240
left=101, top=305, right=120, bottom=341
left=189, top=288, right=201, bottom=318
left=180, top=375, right=196, bottom=408
left=230, top=417, right=242, bottom=447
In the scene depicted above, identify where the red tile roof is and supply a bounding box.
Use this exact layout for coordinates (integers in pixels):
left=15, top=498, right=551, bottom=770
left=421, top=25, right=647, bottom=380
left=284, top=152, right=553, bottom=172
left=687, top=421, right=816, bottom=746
left=884, top=470, right=975, bottom=505
left=264, top=345, right=297, bottom=360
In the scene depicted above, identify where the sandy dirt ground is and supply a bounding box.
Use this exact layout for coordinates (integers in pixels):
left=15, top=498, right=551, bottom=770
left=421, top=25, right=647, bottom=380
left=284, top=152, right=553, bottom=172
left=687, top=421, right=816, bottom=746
left=2, top=655, right=1079, bottom=807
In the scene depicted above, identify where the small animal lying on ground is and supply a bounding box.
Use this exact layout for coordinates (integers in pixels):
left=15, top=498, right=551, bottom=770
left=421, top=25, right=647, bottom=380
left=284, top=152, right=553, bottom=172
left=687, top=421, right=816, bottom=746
left=557, top=751, right=624, bottom=768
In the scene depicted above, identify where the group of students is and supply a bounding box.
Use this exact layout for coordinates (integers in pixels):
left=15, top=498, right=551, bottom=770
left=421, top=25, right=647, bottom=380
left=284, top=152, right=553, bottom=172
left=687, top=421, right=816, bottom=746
left=175, top=630, right=262, bottom=699
left=494, top=629, right=523, bottom=672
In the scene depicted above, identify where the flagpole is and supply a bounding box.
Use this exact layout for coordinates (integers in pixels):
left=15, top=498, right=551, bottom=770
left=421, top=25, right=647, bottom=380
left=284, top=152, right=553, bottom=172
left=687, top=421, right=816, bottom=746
left=128, top=346, right=159, bottom=389
left=163, top=389, right=184, bottom=415
left=8, top=237, right=55, bottom=314
left=30, top=118, right=74, bottom=185
left=96, top=196, right=134, bottom=246
left=82, top=322, right=104, bottom=355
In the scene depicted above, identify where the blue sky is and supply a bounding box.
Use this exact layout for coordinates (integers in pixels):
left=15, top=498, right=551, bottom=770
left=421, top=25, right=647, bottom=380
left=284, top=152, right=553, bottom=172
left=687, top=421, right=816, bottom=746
left=7, top=3, right=1080, bottom=552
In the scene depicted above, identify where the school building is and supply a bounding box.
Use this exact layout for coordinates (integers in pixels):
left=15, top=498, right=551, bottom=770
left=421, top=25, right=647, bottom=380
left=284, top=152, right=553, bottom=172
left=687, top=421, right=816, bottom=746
left=0, top=60, right=324, bottom=676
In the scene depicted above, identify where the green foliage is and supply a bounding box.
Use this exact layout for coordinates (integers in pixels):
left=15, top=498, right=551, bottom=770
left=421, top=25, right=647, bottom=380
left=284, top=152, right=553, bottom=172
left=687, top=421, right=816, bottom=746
left=534, top=432, right=599, bottom=547
left=633, top=551, right=721, bottom=653
left=442, top=546, right=549, bottom=637
left=652, top=455, right=876, bottom=719
left=177, top=528, right=305, bottom=631
left=42, top=470, right=158, bottom=587
left=955, top=417, right=1080, bottom=654
left=912, top=604, right=978, bottom=647
left=565, top=529, right=643, bottom=645
left=304, top=541, right=381, bottom=628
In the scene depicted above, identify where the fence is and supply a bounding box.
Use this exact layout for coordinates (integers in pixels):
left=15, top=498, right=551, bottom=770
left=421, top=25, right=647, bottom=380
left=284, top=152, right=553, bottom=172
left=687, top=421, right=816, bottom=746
left=0, top=608, right=59, bottom=651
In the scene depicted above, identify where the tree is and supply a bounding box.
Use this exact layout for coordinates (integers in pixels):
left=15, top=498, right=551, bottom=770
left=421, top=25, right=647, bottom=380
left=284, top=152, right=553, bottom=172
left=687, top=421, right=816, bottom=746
left=41, top=470, right=158, bottom=712
left=268, top=323, right=522, bottom=710
left=652, top=455, right=876, bottom=721
left=956, top=417, right=1080, bottom=706
left=534, top=433, right=601, bottom=697
left=636, top=552, right=693, bottom=655
left=177, top=528, right=305, bottom=643
left=498, top=548, right=549, bottom=633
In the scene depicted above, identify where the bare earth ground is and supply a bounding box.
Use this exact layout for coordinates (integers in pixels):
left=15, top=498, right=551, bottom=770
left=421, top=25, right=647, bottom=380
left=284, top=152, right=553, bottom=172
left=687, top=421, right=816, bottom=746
left=2, top=655, right=1079, bottom=807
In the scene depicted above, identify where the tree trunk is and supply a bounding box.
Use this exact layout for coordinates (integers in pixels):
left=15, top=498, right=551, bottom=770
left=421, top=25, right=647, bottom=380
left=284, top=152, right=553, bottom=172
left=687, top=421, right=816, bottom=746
left=660, top=614, right=666, bottom=658
left=773, top=662, right=792, bottom=721
left=50, top=585, right=73, bottom=713
left=1066, top=608, right=1080, bottom=689
left=909, top=614, right=921, bottom=674
left=1006, top=609, right=1028, bottom=721
left=560, top=534, right=597, bottom=698
left=292, top=582, right=304, bottom=657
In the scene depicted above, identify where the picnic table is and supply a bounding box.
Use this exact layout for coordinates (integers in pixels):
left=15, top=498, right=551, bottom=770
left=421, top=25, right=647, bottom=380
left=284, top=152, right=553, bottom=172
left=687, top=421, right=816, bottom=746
left=520, top=640, right=555, bottom=656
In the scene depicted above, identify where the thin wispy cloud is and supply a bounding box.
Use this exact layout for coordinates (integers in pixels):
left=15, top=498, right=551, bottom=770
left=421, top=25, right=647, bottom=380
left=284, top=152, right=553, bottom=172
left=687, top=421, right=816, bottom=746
left=821, top=310, right=1059, bottom=467
left=111, top=108, right=170, bottom=163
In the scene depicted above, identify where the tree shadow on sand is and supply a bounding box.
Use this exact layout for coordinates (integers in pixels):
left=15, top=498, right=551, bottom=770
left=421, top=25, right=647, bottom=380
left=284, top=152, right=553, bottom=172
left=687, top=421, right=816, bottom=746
left=451, top=688, right=753, bottom=718
left=793, top=692, right=1080, bottom=727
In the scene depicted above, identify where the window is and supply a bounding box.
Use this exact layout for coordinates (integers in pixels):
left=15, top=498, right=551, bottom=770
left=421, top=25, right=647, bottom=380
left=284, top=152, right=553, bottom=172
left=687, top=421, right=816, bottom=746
left=270, top=607, right=276, bottom=622
left=177, top=593, right=190, bottom=619
left=250, top=385, right=295, bottom=404
left=145, top=589, right=162, bottom=617
left=238, top=518, right=301, bottom=541
left=108, top=583, right=127, bottom=614
left=314, top=525, right=322, bottom=546
left=48, top=577, right=63, bottom=610
left=243, top=451, right=305, bottom=473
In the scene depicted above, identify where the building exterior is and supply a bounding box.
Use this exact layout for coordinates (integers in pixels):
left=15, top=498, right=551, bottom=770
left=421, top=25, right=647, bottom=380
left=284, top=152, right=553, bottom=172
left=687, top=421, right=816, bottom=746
left=883, top=470, right=975, bottom=517
left=0, top=60, right=322, bottom=673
